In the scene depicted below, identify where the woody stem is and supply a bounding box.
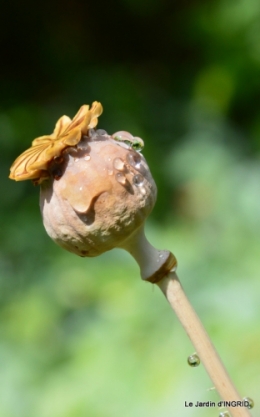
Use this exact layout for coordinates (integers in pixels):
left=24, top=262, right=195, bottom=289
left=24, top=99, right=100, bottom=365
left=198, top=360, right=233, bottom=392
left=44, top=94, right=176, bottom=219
left=157, top=271, right=252, bottom=417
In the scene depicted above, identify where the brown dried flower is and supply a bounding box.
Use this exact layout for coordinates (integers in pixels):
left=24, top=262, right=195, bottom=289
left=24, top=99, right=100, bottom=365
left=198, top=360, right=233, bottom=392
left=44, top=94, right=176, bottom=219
left=9, top=101, right=103, bottom=184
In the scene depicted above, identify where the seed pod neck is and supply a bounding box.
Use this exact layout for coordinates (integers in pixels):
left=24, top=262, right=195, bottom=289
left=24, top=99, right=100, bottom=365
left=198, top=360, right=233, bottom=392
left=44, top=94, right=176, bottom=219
left=119, top=226, right=177, bottom=283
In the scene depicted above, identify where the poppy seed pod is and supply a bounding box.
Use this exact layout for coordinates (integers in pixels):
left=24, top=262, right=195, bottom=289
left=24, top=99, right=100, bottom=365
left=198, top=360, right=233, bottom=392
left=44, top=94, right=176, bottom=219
left=40, top=130, right=157, bottom=259
left=9, top=103, right=177, bottom=282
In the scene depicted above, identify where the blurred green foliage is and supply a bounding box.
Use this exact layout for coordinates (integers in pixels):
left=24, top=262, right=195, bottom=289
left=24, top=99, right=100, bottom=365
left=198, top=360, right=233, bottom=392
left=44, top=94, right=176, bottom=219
left=0, top=0, right=260, bottom=416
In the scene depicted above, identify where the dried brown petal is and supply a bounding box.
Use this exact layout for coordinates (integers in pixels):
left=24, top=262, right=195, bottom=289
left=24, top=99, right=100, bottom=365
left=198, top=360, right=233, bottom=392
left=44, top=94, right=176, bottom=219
left=9, top=101, right=103, bottom=182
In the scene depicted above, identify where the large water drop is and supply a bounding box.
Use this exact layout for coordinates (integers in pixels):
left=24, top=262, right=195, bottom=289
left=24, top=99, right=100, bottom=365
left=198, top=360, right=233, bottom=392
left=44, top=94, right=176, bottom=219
left=112, top=131, right=134, bottom=141
left=126, top=151, right=142, bottom=169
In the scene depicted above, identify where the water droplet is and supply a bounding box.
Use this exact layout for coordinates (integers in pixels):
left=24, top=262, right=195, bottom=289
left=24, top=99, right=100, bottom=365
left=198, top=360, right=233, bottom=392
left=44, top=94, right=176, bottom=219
left=113, top=157, right=125, bottom=171
left=243, top=397, right=254, bottom=409
left=133, top=174, right=144, bottom=186
left=77, top=136, right=90, bottom=151
left=96, top=129, right=107, bottom=135
left=187, top=353, right=200, bottom=367
left=112, top=131, right=134, bottom=141
left=87, top=128, right=107, bottom=141
left=140, top=187, right=146, bottom=195
left=84, top=155, right=91, bottom=161
left=113, top=140, right=130, bottom=150
left=88, top=128, right=96, bottom=138
left=126, top=151, right=142, bottom=169
left=116, top=172, right=126, bottom=185
left=219, top=412, right=230, bottom=417
left=132, top=136, right=144, bottom=151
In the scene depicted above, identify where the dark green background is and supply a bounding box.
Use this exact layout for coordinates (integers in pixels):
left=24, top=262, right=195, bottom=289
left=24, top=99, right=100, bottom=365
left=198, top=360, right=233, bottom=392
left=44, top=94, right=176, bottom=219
left=0, top=1, right=259, bottom=416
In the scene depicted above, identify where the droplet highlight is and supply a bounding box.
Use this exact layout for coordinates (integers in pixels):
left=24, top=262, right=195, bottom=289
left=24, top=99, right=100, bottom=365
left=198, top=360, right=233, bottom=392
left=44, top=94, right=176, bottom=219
left=219, top=412, right=230, bottom=417
left=113, top=157, right=125, bottom=171
left=116, top=172, right=126, bottom=185
left=133, top=174, right=144, bottom=186
left=84, top=155, right=91, bottom=161
left=243, top=397, right=254, bottom=409
left=187, top=353, right=200, bottom=367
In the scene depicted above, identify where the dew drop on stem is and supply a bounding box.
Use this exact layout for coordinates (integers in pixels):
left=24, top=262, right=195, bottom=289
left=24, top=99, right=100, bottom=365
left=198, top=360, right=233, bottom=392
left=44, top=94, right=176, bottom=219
left=219, top=412, right=229, bottom=417
left=187, top=353, right=200, bottom=367
left=243, top=397, right=254, bottom=409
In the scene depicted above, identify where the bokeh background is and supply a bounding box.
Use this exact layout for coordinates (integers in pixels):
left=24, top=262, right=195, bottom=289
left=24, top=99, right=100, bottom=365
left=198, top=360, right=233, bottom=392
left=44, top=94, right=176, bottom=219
left=1, top=0, right=260, bottom=416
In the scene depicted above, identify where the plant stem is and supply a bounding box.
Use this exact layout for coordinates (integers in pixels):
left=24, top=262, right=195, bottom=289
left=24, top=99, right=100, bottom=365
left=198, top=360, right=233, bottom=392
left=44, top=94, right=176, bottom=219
left=157, top=271, right=252, bottom=417
left=122, top=229, right=252, bottom=416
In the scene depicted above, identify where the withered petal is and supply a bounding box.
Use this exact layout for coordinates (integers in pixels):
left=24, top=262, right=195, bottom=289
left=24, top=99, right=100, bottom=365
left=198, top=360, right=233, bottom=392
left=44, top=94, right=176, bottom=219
left=66, top=105, right=91, bottom=134
left=62, top=129, right=82, bottom=146
left=88, top=102, right=103, bottom=129
left=71, top=105, right=90, bottom=125
left=9, top=144, right=48, bottom=180
left=90, top=101, right=103, bottom=118
left=32, top=135, right=53, bottom=146
left=30, top=141, right=68, bottom=170
left=9, top=101, right=103, bottom=183
left=53, top=115, right=72, bottom=137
